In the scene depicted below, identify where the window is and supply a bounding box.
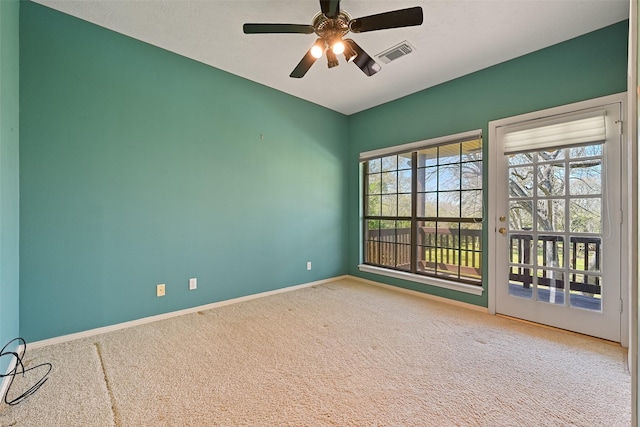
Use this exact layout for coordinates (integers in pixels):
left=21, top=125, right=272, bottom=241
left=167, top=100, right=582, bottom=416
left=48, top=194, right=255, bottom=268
left=361, top=132, right=483, bottom=289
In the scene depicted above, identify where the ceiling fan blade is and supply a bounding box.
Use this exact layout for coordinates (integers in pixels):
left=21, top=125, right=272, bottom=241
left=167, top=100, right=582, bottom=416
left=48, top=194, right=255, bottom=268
left=345, top=39, right=381, bottom=77
left=243, top=23, right=315, bottom=34
left=290, top=47, right=319, bottom=78
left=350, top=7, right=423, bottom=33
left=320, top=0, right=340, bottom=19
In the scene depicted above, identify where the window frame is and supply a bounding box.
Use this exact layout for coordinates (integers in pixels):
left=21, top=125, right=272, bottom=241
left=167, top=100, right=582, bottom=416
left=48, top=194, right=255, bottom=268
left=358, top=130, right=485, bottom=296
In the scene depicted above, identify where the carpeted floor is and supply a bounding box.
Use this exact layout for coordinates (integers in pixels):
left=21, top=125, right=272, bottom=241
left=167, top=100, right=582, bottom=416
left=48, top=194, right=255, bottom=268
left=0, top=278, right=631, bottom=426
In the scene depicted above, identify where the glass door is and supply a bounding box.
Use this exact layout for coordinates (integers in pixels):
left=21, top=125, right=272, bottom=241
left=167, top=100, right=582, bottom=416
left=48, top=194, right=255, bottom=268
left=494, top=102, right=622, bottom=342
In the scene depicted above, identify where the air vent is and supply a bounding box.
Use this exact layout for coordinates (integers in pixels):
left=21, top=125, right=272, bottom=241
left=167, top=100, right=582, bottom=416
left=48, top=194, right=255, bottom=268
left=376, top=41, right=415, bottom=64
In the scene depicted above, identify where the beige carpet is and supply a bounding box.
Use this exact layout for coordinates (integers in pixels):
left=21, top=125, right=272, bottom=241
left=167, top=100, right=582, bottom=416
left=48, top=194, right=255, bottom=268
left=0, top=278, right=631, bottom=426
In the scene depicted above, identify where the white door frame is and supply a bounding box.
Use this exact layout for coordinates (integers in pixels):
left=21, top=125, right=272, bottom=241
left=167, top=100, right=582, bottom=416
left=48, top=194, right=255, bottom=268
left=488, top=92, right=629, bottom=347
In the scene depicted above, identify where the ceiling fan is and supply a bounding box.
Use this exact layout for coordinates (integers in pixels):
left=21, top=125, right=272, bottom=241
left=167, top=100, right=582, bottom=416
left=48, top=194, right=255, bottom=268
left=243, top=0, right=424, bottom=78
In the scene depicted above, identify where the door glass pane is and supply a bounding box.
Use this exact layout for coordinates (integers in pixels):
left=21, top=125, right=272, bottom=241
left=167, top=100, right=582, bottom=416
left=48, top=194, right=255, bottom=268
left=569, top=159, right=602, bottom=195
left=537, top=236, right=564, bottom=269
left=569, top=271, right=602, bottom=311
left=570, top=144, right=602, bottom=158
left=509, top=200, right=533, bottom=231
left=508, top=153, right=533, bottom=166
left=510, top=234, right=533, bottom=265
left=569, top=198, right=602, bottom=233
left=570, top=238, right=601, bottom=272
left=537, top=269, right=565, bottom=305
left=508, top=234, right=533, bottom=299
left=509, top=265, right=533, bottom=299
left=509, top=166, right=534, bottom=196
left=537, top=163, right=565, bottom=197
left=539, top=149, right=564, bottom=161
left=536, top=199, right=565, bottom=232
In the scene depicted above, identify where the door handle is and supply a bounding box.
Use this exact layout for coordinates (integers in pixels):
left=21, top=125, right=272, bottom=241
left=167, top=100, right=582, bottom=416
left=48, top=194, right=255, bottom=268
left=498, top=227, right=507, bottom=235
left=499, top=216, right=506, bottom=222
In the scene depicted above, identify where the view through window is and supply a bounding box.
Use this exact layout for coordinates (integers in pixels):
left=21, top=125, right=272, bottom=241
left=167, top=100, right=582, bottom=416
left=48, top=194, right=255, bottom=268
left=507, top=143, right=605, bottom=309
left=363, top=136, right=483, bottom=285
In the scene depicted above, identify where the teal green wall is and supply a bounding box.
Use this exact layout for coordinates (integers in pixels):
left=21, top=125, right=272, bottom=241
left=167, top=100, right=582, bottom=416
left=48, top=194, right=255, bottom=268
left=0, top=0, right=20, bottom=373
left=348, top=21, right=629, bottom=307
left=19, top=2, right=349, bottom=342
left=17, top=1, right=630, bottom=341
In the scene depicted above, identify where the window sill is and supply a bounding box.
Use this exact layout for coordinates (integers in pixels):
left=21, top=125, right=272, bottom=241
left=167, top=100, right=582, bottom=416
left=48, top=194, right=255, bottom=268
left=357, top=264, right=484, bottom=296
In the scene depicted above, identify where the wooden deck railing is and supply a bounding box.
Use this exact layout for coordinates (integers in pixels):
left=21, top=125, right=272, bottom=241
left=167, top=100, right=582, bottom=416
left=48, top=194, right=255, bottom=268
left=509, top=234, right=601, bottom=294
left=366, top=226, right=482, bottom=279
left=367, top=227, right=601, bottom=294
left=367, top=228, right=412, bottom=268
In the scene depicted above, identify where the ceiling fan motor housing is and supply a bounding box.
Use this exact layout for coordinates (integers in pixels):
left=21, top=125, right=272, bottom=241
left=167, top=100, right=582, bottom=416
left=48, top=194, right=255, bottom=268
left=313, top=12, right=351, bottom=48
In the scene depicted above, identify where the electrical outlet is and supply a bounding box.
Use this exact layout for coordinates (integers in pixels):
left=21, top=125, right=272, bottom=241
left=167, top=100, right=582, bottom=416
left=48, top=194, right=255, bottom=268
left=156, top=284, right=165, bottom=297
left=189, top=277, right=197, bottom=290
left=307, top=261, right=312, bottom=271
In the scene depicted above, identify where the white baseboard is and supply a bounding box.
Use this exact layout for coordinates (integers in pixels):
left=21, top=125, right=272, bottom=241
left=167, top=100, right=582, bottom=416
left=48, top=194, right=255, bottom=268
left=0, top=342, right=25, bottom=403
left=348, top=275, right=489, bottom=314
left=28, top=274, right=486, bottom=350
left=29, top=275, right=350, bottom=349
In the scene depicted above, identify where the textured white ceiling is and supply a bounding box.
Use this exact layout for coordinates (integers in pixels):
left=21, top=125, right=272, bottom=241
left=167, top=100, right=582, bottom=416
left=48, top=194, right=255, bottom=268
left=33, top=0, right=630, bottom=115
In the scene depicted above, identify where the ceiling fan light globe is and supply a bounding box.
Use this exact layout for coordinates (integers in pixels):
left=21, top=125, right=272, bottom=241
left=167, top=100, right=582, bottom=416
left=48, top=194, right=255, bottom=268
left=310, top=44, right=324, bottom=59
left=332, top=41, right=345, bottom=55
